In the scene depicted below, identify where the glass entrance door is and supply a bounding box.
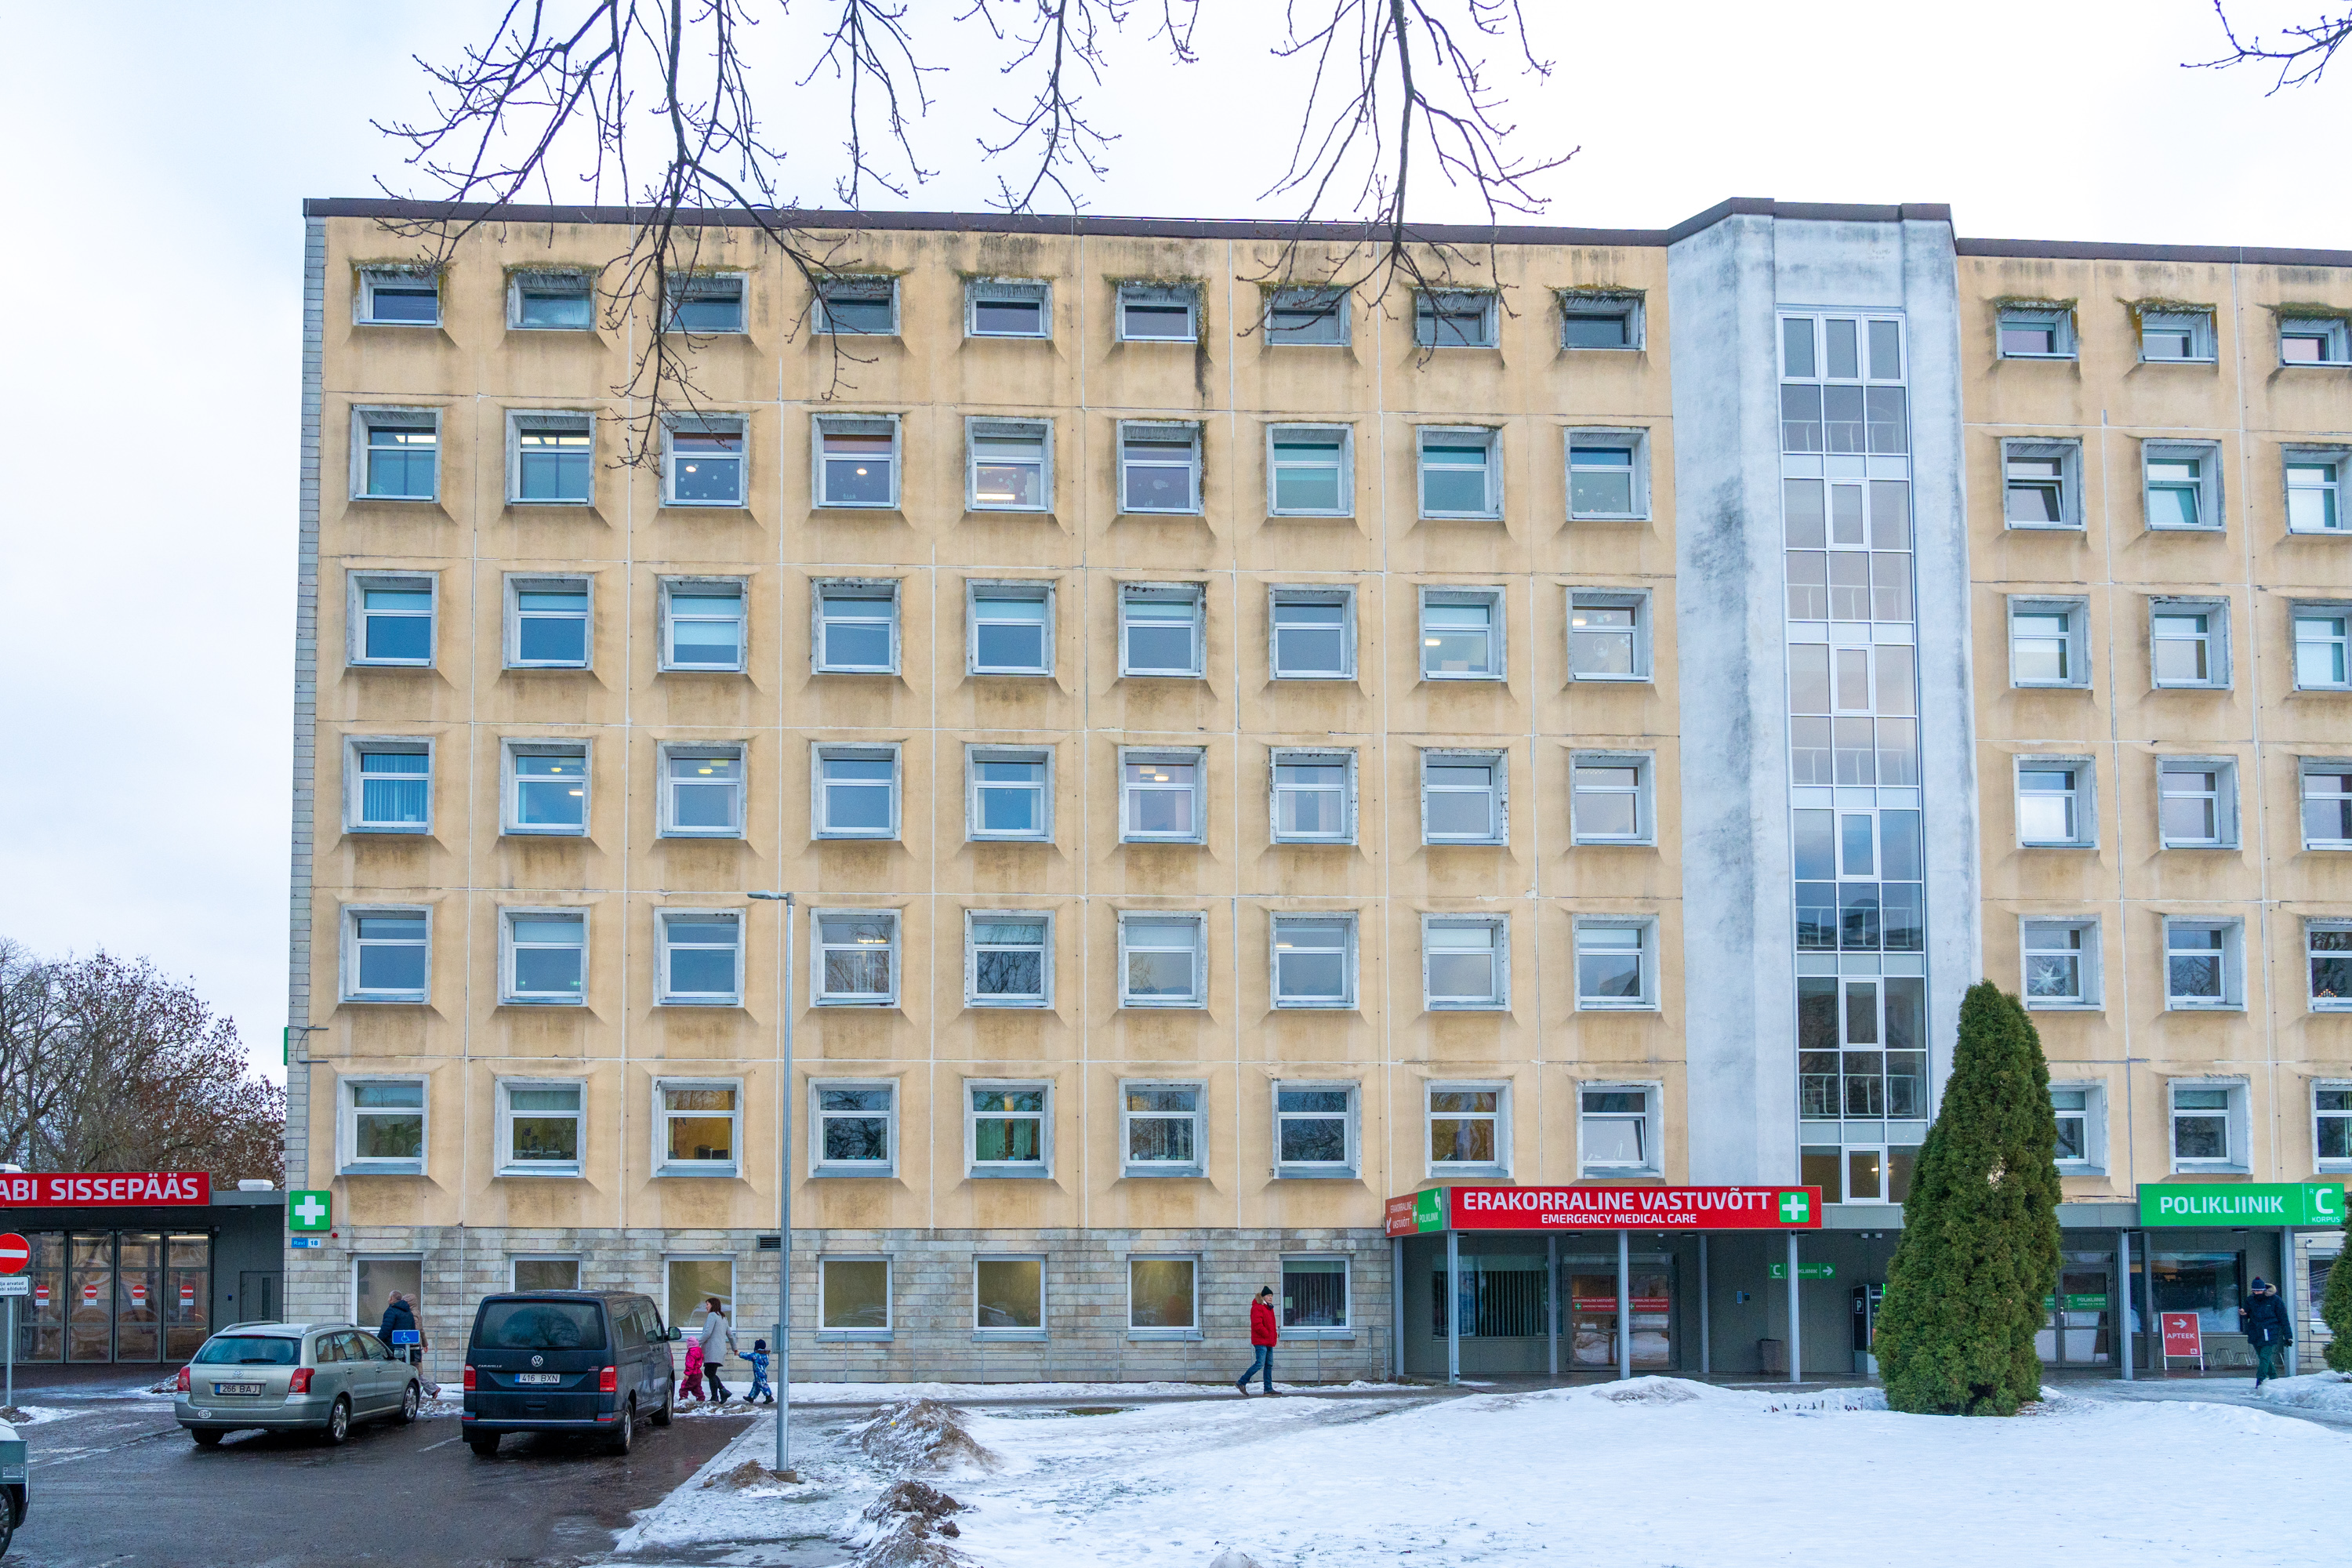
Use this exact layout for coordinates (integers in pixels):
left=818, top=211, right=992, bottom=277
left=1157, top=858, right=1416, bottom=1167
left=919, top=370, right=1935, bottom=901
left=19, top=1234, right=65, bottom=1362
left=2037, top=1255, right=2113, bottom=1366
left=67, top=1235, right=114, bottom=1361
left=165, top=1235, right=211, bottom=1359
left=115, top=1232, right=163, bottom=1361
left=1564, top=1258, right=1674, bottom=1369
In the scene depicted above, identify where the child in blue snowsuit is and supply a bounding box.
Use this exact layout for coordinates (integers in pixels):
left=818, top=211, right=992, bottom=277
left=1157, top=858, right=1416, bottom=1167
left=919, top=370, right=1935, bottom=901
left=748, top=1339, right=775, bottom=1405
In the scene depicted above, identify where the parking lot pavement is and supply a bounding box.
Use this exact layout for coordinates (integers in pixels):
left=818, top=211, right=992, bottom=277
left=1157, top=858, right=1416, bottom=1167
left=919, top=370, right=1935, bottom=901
left=10, top=1391, right=752, bottom=1568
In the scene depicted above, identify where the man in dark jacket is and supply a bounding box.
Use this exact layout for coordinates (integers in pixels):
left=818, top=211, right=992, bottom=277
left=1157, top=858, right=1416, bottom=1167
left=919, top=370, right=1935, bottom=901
left=2244, top=1277, right=2293, bottom=1388
left=1236, top=1287, right=1278, bottom=1397
left=379, top=1291, right=425, bottom=1367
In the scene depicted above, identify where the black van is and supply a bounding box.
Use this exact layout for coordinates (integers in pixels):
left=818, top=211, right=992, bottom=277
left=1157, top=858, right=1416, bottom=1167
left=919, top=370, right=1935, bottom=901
left=461, top=1291, right=682, bottom=1456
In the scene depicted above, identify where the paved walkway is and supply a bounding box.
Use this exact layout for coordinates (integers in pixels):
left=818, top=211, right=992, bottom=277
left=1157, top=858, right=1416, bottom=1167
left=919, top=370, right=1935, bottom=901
left=2067, top=1374, right=2352, bottom=1432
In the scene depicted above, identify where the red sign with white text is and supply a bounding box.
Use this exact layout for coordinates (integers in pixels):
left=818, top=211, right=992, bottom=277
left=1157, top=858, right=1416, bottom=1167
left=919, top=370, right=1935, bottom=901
left=2161, top=1313, right=2204, bottom=1358
left=0, top=1173, right=210, bottom=1207
left=1426, top=1185, right=1824, bottom=1232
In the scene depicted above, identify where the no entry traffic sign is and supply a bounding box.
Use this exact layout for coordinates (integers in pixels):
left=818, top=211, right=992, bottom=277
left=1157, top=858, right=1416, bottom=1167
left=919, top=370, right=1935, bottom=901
left=0, top=1234, right=27, bottom=1275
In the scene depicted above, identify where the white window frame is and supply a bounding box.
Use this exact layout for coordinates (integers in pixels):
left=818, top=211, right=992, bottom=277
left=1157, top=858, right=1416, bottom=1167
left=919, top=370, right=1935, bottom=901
left=347, top=572, right=437, bottom=669
left=1569, top=751, right=1653, bottom=846
left=355, top=267, right=440, bottom=327
left=1119, top=1079, right=1206, bottom=1179
left=2020, top=916, right=2103, bottom=1011
left=1268, top=585, right=1356, bottom=680
left=1119, top=746, right=1207, bottom=844
left=1421, top=913, right=1508, bottom=1011
left=500, top=739, right=590, bottom=838
left=965, top=1078, right=1054, bottom=1179
left=1269, top=747, right=1357, bottom=846
left=966, top=744, right=1054, bottom=843
left=506, top=269, right=595, bottom=332
left=339, top=1075, right=429, bottom=1175
left=339, top=903, right=431, bottom=1004
left=1574, top=916, right=1659, bottom=1011
left=657, top=742, right=747, bottom=840
left=1577, top=1081, right=1662, bottom=1177
left=505, top=574, right=593, bottom=671
left=2162, top=917, right=2245, bottom=1012
left=1115, top=281, right=1200, bottom=343
left=966, top=277, right=1051, bottom=339
left=1270, top=912, right=1358, bottom=1010
left=811, top=413, right=902, bottom=511
left=1118, top=582, right=1206, bottom=677
left=1265, top=423, right=1354, bottom=517
left=813, top=274, right=898, bottom=336
left=343, top=736, right=434, bottom=836
left=1272, top=1080, right=1358, bottom=1179
left=2292, top=602, right=2352, bottom=691
left=661, top=414, right=747, bottom=508
left=1418, top=586, right=1506, bottom=682
left=964, top=909, right=1053, bottom=1009
left=2014, top=755, right=2096, bottom=849
left=666, top=271, right=748, bottom=333
left=809, top=1079, right=898, bottom=1178
left=652, top=1076, right=743, bottom=1175
left=2139, top=307, right=2218, bottom=364
left=1566, top=429, right=1650, bottom=521
left=1414, top=289, right=1498, bottom=349
left=506, top=409, right=597, bottom=506
left=495, top=1076, right=586, bottom=1176
left=1125, top=1254, right=1201, bottom=1336
left=655, top=910, right=745, bottom=1007
left=1997, top=304, right=2077, bottom=360
left=967, top=579, right=1055, bottom=676
left=497, top=907, right=589, bottom=1007
left=1567, top=588, right=1652, bottom=682
left=965, top=417, right=1053, bottom=514
left=2314, top=1080, right=2352, bottom=1171
left=2143, top=440, right=2224, bottom=532
left=2005, top=595, right=2090, bottom=689
left=2285, top=447, right=2350, bottom=535
left=1417, top=426, right=1502, bottom=521
left=1117, top=910, right=1208, bottom=1010
left=2168, top=1077, right=2249, bottom=1173
left=1117, top=420, right=1204, bottom=517
left=1277, top=1255, right=1353, bottom=1338
left=811, top=907, right=902, bottom=1008
left=2279, top=316, right=2350, bottom=365
left=350, top=406, right=442, bottom=503
left=2049, top=1081, right=2106, bottom=1174
left=1559, top=290, right=1643, bottom=350
left=1264, top=285, right=1352, bottom=346
left=1420, top=747, right=1508, bottom=846
left=2156, top=756, right=2240, bottom=850
left=811, top=578, right=901, bottom=675
left=2150, top=597, right=2231, bottom=690
left=973, top=1254, right=1049, bottom=1338
left=811, top=742, right=903, bottom=840
left=1425, top=1080, right=1510, bottom=1177
left=2308, top=920, right=2352, bottom=1013
left=2001, top=437, right=2082, bottom=532
left=2301, top=758, right=2352, bottom=850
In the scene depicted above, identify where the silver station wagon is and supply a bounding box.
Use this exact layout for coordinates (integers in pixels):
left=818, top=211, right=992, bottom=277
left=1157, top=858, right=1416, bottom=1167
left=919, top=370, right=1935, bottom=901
left=175, top=1322, right=424, bottom=1446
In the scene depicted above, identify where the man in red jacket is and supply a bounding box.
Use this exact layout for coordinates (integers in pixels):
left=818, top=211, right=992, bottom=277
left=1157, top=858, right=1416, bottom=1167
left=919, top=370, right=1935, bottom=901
left=1236, top=1286, right=1279, bottom=1396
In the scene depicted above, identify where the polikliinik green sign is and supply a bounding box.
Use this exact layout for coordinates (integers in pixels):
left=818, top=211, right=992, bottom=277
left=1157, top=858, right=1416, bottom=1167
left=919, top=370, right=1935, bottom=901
left=2138, top=1182, right=2344, bottom=1228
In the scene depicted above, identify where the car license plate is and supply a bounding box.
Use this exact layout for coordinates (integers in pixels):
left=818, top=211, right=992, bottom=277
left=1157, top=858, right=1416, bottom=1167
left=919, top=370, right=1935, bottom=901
left=214, top=1382, right=263, bottom=1396
left=514, top=1373, right=561, bottom=1385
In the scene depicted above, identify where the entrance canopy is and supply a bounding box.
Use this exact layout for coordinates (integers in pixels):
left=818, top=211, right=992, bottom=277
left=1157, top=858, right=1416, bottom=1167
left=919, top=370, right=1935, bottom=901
left=1387, top=1185, right=1825, bottom=1235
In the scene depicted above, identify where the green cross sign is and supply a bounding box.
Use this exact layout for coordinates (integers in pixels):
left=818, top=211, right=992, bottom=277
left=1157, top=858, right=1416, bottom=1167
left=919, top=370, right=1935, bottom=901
left=1778, top=1190, right=1811, bottom=1224
left=289, top=1190, right=332, bottom=1232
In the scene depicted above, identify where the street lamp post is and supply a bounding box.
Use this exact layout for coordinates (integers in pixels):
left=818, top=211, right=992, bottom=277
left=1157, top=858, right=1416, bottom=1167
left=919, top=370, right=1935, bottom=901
left=748, top=891, right=794, bottom=1474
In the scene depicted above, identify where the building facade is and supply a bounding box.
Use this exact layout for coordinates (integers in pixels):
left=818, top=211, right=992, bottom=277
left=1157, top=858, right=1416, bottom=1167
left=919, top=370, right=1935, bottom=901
left=286, top=198, right=2350, bottom=1383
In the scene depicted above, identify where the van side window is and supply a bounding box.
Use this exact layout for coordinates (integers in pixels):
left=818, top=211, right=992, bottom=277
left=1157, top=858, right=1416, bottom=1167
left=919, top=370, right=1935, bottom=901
left=618, top=1305, right=644, bottom=1348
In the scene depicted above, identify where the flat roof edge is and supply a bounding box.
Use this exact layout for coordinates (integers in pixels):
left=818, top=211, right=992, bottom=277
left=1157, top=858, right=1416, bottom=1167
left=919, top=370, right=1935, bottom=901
left=1958, top=236, right=2352, bottom=268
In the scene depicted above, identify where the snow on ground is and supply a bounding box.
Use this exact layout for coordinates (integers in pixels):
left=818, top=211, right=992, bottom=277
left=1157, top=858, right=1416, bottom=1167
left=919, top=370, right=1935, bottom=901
left=768, top=1379, right=1398, bottom=1405
left=2252, top=1369, right=2352, bottom=1416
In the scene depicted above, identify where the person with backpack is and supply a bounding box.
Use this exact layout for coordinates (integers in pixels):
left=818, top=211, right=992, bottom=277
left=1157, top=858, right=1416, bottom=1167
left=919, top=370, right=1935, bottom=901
left=2244, top=1276, right=2294, bottom=1388
left=1235, top=1286, right=1278, bottom=1397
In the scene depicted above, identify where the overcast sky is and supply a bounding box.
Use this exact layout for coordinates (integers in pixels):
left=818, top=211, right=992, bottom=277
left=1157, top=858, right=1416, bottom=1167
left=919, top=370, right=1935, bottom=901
left=2, top=0, right=2342, bottom=1081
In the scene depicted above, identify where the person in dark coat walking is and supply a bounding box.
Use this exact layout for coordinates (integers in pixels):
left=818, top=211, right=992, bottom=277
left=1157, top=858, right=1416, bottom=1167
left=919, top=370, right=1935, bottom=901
left=1236, top=1287, right=1278, bottom=1397
left=2244, top=1276, right=2293, bottom=1388
left=379, top=1291, right=425, bottom=1366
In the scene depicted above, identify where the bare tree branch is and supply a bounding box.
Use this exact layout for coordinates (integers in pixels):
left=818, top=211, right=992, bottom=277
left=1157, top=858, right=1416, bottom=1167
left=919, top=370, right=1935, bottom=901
left=2194, top=2, right=2352, bottom=92
left=962, top=0, right=1200, bottom=213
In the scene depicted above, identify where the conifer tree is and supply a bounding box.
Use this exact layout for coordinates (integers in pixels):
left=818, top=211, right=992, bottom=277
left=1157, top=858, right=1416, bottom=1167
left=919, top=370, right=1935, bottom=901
left=1872, top=981, right=2062, bottom=1415
left=2325, top=1251, right=2352, bottom=1373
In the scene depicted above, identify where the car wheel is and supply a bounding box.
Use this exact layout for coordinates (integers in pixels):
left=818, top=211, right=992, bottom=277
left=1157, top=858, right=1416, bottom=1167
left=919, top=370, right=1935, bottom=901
left=190, top=1428, right=224, bottom=1447
left=648, top=1379, right=673, bottom=1428
left=607, top=1397, right=634, bottom=1457
left=0, top=1495, right=14, bottom=1555
left=467, top=1434, right=499, bottom=1457
left=324, top=1396, right=351, bottom=1446
left=397, top=1381, right=421, bottom=1425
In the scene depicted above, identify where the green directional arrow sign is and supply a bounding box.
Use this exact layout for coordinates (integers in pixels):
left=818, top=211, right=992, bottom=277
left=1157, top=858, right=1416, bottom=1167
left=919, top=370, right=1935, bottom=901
left=1768, top=1261, right=1836, bottom=1280
left=289, top=1189, right=332, bottom=1232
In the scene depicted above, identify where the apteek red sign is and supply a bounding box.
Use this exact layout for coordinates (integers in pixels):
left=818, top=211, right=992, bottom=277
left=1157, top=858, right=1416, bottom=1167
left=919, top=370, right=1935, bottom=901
left=1388, top=1185, right=1823, bottom=1235
left=0, top=1173, right=211, bottom=1207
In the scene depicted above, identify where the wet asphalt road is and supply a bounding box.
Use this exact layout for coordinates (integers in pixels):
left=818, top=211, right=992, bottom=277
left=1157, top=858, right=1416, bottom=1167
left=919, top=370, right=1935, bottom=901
left=11, top=1388, right=750, bottom=1567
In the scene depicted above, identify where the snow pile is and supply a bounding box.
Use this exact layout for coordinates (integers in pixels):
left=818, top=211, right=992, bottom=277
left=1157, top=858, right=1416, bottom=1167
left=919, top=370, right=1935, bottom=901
left=848, top=1479, right=972, bottom=1568
left=2252, top=1370, right=2352, bottom=1415
left=854, top=1399, right=1002, bottom=1475
left=0, top=1405, right=75, bottom=1427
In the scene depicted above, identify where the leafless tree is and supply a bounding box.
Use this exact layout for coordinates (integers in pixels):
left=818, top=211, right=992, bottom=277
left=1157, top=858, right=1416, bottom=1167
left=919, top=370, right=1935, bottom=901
left=2196, top=2, right=2352, bottom=90
left=372, top=1, right=1568, bottom=460
left=0, top=941, right=285, bottom=1186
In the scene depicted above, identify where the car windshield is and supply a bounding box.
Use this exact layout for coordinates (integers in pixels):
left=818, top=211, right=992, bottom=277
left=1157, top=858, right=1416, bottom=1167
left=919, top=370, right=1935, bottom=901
left=193, top=1335, right=302, bottom=1366
left=476, top=1301, right=606, bottom=1350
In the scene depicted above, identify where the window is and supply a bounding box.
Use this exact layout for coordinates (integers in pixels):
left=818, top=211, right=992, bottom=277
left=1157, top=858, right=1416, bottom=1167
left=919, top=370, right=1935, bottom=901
left=1567, top=432, right=1644, bottom=518
left=355, top=410, right=439, bottom=501
left=1119, top=422, right=1201, bottom=514
left=667, top=274, right=745, bottom=332
left=661, top=581, right=746, bottom=672
left=1998, top=305, right=2074, bottom=358
left=347, top=741, right=431, bottom=833
left=2287, top=452, right=2347, bottom=533
left=1569, top=591, right=1650, bottom=681
left=968, top=419, right=1051, bottom=511
left=2158, top=759, right=2236, bottom=849
left=343, top=907, right=429, bottom=1003
left=508, top=578, right=591, bottom=668
left=503, top=742, right=587, bottom=835
left=1271, top=749, right=1355, bottom=844
left=1127, top=1257, right=1197, bottom=1333
left=510, top=413, right=594, bottom=504
left=968, top=1082, right=1050, bottom=1174
left=2151, top=601, right=2228, bottom=688
left=1579, top=1086, right=1657, bottom=1174
left=2281, top=317, right=2350, bottom=365
left=500, top=910, right=586, bottom=1004
left=812, top=581, right=898, bottom=673
left=1274, top=1083, right=1356, bottom=1175
left=813, top=416, right=898, bottom=510
left=1272, top=914, right=1355, bottom=1008
left=1270, top=588, right=1353, bottom=679
left=818, top=1259, right=891, bottom=1335
left=1418, top=428, right=1501, bottom=518
left=1119, top=583, right=1204, bottom=677
left=2318, top=1083, right=2352, bottom=1166
left=512, top=1257, right=582, bottom=1291
left=967, top=912, right=1050, bottom=1007
left=2169, top=1080, right=2245, bottom=1169
left=663, top=417, right=745, bottom=506
left=969, top=582, right=1052, bottom=674
left=1116, top=281, right=1197, bottom=342
left=2164, top=919, right=2242, bottom=1011
left=967, top=278, right=1049, bottom=338
left=1282, top=1258, right=1349, bottom=1331
left=1120, top=749, right=1204, bottom=843
left=1121, top=1082, right=1203, bottom=1176
left=968, top=746, right=1051, bottom=840
left=2140, top=308, right=2215, bottom=362
left=2016, top=759, right=2092, bottom=848
left=499, top=1080, right=584, bottom=1174
left=1421, top=750, right=1506, bottom=844
left=2022, top=919, right=2100, bottom=1008
left=1427, top=1083, right=1506, bottom=1173
left=510, top=271, right=593, bottom=330
left=1415, top=290, right=1496, bottom=348
left=1119, top=912, right=1205, bottom=1007
left=2008, top=597, right=2088, bottom=688
left=975, top=1258, right=1045, bottom=1335
left=1267, top=425, right=1351, bottom=516
left=2002, top=441, right=2078, bottom=529
left=811, top=1082, right=895, bottom=1175
left=815, top=910, right=899, bottom=1006
left=1570, top=753, right=1651, bottom=844
left=655, top=1081, right=740, bottom=1172
left=2144, top=443, right=2222, bottom=531
left=1559, top=292, right=1642, bottom=350
left=1576, top=919, right=1654, bottom=1009
left=2310, top=921, right=2352, bottom=1011
left=1265, top=285, right=1349, bottom=345
left=2050, top=1085, right=2098, bottom=1171
left=656, top=912, right=742, bottom=1006
left=349, top=575, right=434, bottom=666
left=342, top=1079, right=426, bottom=1172
left=813, top=746, right=899, bottom=839
left=815, top=276, right=895, bottom=335
left=1420, top=588, right=1502, bottom=680
left=659, top=745, right=745, bottom=838
left=2295, top=608, right=2351, bottom=689
left=2304, top=763, right=2352, bottom=848
left=1423, top=916, right=1506, bottom=1010
left=358, top=268, right=439, bottom=326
